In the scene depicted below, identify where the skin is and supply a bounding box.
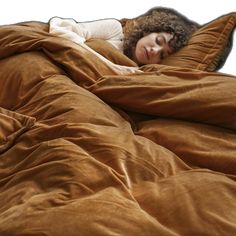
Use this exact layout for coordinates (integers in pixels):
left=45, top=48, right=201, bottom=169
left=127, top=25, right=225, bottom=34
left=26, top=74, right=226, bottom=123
left=132, top=32, right=173, bottom=65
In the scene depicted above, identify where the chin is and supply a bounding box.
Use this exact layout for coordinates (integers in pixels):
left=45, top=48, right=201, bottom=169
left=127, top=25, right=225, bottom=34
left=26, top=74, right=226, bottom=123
left=136, top=55, right=146, bottom=65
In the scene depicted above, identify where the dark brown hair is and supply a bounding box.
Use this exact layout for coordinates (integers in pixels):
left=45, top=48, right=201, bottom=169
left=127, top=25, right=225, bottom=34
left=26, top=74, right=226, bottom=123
left=121, top=7, right=200, bottom=61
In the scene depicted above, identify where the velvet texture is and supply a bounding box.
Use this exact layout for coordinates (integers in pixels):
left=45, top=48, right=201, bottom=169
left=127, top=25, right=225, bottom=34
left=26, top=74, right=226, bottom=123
left=0, top=18, right=235, bottom=235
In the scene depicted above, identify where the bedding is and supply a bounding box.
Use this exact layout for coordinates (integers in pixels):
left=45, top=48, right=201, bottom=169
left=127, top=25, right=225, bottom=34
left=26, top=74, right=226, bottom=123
left=0, top=14, right=236, bottom=236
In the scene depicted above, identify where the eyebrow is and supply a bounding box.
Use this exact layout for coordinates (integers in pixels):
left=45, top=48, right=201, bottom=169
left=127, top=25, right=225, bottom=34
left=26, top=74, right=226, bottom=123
left=162, top=35, right=167, bottom=45
left=162, top=35, right=173, bottom=57
left=164, top=35, right=175, bottom=54
left=168, top=35, right=178, bottom=51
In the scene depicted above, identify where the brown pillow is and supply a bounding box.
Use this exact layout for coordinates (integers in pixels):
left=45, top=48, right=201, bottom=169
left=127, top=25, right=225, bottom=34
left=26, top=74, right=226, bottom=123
left=161, top=13, right=236, bottom=71
left=0, top=108, right=35, bottom=153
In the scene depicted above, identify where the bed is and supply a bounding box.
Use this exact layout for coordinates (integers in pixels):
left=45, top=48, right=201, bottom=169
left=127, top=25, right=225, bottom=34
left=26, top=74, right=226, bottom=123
left=0, top=12, right=235, bottom=236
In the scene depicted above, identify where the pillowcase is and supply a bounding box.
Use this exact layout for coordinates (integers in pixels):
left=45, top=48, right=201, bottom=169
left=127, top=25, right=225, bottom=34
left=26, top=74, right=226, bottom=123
left=0, top=107, right=35, bottom=153
left=161, top=13, right=236, bottom=71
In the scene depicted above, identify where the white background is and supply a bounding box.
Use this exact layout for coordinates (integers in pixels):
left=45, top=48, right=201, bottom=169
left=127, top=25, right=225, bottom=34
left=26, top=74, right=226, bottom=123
left=1, top=0, right=235, bottom=75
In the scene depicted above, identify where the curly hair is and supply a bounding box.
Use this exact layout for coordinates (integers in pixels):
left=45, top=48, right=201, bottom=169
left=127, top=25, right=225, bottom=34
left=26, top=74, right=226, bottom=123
left=121, top=7, right=200, bottom=61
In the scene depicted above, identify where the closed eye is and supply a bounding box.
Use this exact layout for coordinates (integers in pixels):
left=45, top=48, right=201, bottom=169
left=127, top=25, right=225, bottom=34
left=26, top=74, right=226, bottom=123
left=156, top=36, right=165, bottom=46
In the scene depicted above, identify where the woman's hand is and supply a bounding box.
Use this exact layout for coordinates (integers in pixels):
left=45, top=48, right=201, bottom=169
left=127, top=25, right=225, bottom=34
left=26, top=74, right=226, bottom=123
left=110, top=64, right=143, bottom=75
left=80, top=43, right=143, bottom=75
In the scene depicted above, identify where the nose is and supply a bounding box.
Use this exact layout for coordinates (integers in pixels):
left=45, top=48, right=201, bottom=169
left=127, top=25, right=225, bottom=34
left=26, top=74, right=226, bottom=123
left=151, top=46, right=161, bottom=53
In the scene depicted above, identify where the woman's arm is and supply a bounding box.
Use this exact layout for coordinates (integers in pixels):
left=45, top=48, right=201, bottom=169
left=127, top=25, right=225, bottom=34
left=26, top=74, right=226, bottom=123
left=49, top=17, right=123, bottom=50
left=49, top=17, right=141, bottom=75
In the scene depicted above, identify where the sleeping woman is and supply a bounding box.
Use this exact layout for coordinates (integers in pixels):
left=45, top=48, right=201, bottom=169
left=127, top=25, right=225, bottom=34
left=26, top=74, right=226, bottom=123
left=49, top=7, right=199, bottom=74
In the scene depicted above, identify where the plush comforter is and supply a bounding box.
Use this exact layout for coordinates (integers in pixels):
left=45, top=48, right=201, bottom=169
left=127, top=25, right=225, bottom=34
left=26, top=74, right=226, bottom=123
left=0, top=21, right=235, bottom=236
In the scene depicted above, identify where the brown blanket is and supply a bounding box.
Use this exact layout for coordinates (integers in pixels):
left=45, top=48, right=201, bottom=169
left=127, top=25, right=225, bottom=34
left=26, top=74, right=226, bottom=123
left=0, top=21, right=235, bottom=236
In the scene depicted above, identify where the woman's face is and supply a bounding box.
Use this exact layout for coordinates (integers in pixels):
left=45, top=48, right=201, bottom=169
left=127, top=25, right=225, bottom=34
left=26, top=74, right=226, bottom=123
left=133, top=32, right=173, bottom=65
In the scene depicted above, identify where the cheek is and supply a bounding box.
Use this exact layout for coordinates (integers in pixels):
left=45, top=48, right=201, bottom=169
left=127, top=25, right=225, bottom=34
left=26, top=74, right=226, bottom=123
left=134, top=42, right=141, bottom=58
left=134, top=46, right=147, bottom=65
left=135, top=43, right=143, bottom=57
left=135, top=43, right=140, bottom=55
